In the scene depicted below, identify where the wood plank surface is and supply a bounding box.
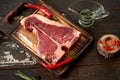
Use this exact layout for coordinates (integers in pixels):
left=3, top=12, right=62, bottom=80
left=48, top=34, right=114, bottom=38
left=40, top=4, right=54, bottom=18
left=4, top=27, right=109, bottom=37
left=0, top=0, right=120, bottom=80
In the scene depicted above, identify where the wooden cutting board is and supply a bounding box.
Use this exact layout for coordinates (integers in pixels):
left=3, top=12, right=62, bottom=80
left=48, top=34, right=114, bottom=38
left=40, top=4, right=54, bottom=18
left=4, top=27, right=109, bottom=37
left=0, top=0, right=93, bottom=76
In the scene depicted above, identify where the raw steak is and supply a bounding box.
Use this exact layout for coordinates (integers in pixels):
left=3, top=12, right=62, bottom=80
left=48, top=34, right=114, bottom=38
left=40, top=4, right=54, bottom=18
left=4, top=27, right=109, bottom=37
left=21, top=14, right=81, bottom=63
left=34, top=27, right=65, bottom=63
left=21, top=14, right=81, bottom=49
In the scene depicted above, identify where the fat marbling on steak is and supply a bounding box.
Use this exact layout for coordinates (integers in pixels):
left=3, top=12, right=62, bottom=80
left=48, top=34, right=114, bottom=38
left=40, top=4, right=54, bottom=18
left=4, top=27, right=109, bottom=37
left=21, top=14, right=81, bottom=64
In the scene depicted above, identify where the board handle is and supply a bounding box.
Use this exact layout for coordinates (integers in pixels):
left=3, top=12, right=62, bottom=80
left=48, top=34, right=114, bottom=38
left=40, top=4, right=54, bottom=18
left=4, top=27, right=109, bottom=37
left=3, top=2, right=25, bottom=23
left=0, top=2, right=25, bottom=35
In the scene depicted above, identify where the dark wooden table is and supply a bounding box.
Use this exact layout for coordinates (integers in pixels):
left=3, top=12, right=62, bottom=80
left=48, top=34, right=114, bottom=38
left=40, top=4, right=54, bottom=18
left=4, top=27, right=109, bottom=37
left=0, top=0, right=120, bottom=80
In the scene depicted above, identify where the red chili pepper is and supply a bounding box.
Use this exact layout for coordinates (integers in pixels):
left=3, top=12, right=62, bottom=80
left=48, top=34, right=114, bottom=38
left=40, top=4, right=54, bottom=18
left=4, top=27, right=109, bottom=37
left=24, top=3, right=52, bottom=18
left=41, top=53, right=80, bottom=70
left=41, top=57, right=72, bottom=70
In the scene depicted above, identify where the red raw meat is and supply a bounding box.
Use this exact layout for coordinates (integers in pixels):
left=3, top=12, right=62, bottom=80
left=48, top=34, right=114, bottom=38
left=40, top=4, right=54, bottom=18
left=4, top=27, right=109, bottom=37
left=21, top=14, right=81, bottom=63
left=35, top=28, right=65, bottom=63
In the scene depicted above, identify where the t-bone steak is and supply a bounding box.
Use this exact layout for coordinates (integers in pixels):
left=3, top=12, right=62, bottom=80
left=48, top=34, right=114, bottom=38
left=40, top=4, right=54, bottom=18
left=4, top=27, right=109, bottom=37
left=20, top=14, right=81, bottom=64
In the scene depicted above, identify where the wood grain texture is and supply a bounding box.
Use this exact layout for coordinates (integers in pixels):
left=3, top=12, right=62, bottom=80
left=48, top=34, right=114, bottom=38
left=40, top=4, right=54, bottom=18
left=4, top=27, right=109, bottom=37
left=0, top=0, right=120, bottom=80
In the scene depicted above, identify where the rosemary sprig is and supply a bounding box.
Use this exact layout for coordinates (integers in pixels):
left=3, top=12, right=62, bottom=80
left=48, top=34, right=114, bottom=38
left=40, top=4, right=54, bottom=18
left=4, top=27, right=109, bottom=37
left=15, top=70, right=36, bottom=80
